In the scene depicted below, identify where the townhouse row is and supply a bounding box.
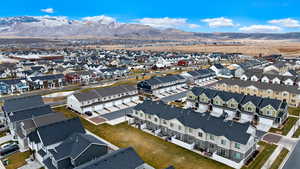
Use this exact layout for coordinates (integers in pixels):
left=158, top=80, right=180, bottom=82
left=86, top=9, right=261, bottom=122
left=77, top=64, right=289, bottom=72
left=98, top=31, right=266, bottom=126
left=131, top=100, right=257, bottom=168
left=186, top=87, right=288, bottom=128
left=67, top=84, right=139, bottom=114
left=215, top=78, right=300, bottom=107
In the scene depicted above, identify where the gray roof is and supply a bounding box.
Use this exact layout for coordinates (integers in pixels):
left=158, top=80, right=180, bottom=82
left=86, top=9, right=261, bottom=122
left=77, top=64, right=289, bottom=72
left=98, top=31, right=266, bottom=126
left=8, top=104, right=54, bottom=123
left=50, top=133, right=107, bottom=161
left=3, top=95, right=44, bottom=113
left=217, top=79, right=300, bottom=94
left=74, top=147, right=145, bottom=169
left=73, top=84, right=137, bottom=102
left=37, top=118, right=86, bottom=146
left=135, top=100, right=252, bottom=144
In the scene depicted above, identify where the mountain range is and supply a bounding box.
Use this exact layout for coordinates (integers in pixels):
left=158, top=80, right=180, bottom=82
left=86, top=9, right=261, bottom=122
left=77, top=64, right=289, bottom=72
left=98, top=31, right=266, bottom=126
left=1, top=16, right=300, bottom=40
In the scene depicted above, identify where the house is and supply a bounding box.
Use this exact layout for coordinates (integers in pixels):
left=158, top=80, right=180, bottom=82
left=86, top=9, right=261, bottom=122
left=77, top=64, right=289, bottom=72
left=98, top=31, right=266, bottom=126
left=27, top=118, right=111, bottom=169
left=137, top=75, right=186, bottom=95
left=132, top=100, right=257, bottom=168
left=67, top=84, right=139, bottom=114
left=215, top=78, right=300, bottom=107
left=0, top=78, right=29, bottom=94
left=186, top=87, right=288, bottom=128
left=74, top=147, right=155, bottom=169
left=16, top=112, right=66, bottom=151
left=180, top=69, right=216, bottom=84
left=210, top=64, right=233, bottom=78
left=28, top=74, right=65, bottom=89
left=2, top=95, right=53, bottom=138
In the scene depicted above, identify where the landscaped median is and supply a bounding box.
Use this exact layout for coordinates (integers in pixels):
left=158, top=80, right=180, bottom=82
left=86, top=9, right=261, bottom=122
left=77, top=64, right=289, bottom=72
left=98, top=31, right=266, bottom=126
left=54, top=106, right=232, bottom=169
left=269, top=148, right=289, bottom=169
left=241, top=142, right=277, bottom=169
left=269, top=116, right=298, bottom=135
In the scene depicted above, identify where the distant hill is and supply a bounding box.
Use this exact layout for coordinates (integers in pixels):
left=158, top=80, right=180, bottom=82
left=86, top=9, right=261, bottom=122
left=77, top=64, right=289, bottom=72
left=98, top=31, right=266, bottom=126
left=0, top=16, right=300, bottom=40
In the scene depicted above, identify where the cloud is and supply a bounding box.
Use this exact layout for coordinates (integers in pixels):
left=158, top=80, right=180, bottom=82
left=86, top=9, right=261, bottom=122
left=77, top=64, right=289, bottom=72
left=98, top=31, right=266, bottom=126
left=41, top=8, right=54, bottom=14
left=201, top=17, right=236, bottom=27
left=82, top=15, right=116, bottom=24
left=239, top=25, right=282, bottom=33
left=268, top=18, right=300, bottom=28
left=136, top=17, right=200, bottom=29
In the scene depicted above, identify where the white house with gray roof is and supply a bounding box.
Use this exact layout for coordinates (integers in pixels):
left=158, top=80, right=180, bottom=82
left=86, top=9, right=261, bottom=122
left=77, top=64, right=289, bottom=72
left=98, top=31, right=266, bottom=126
left=67, top=84, right=139, bottom=114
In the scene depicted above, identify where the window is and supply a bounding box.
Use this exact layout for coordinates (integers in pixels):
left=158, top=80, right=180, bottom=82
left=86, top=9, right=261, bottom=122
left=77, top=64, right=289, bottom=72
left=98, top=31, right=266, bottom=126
left=221, top=139, right=226, bottom=145
left=247, top=107, right=252, bottom=112
left=178, top=126, right=182, bottom=130
left=198, top=132, right=203, bottom=137
left=154, top=118, right=158, bottom=122
left=163, top=120, right=167, bottom=125
left=189, top=128, right=193, bottom=133
left=170, top=123, right=174, bottom=128
left=210, top=134, right=215, bottom=141
left=148, top=115, right=151, bottom=119
left=235, top=143, right=240, bottom=149
left=235, top=152, right=241, bottom=159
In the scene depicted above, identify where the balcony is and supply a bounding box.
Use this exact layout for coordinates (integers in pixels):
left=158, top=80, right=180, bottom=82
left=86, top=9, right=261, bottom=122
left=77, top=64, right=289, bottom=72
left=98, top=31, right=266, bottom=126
left=171, top=136, right=195, bottom=150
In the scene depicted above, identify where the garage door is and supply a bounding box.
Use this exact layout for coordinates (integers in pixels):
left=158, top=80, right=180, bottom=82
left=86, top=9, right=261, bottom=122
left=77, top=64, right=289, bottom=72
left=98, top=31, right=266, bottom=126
left=114, top=100, right=123, bottom=106
left=260, top=117, right=274, bottom=126
left=198, top=104, right=208, bottom=113
left=132, top=96, right=139, bottom=101
left=212, top=107, right=223, bottom=115
left=225, top=110, right=235, bottom=117
left=104, top=102, right=113, bottom=107
left=94, top=104, right=104, bottom=110
left=123, top=98, right=131, bottom=103
left=241, top=113, right=253, bottom=121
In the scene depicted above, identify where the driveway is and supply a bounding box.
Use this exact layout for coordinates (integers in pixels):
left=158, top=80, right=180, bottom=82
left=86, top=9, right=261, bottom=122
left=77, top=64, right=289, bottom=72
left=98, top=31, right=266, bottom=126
left=0, top=134, right=12, bottom=145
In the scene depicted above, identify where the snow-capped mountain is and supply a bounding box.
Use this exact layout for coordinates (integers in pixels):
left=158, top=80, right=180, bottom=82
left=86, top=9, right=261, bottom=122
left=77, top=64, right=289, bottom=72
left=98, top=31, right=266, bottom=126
left=0, top=16, right=194, bottom=39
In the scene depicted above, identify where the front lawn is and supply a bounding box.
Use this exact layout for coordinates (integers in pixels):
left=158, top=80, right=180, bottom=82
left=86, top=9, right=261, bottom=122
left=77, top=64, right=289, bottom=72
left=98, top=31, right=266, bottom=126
left=5, top=151, right=31, bottom=169
left=269, top=117, right=298, bottom=135
left=292, top=126, right=300, bottom=138
left=269, top=148, right=289, bottom=169
left=241, top=142, right=277, bottom=169
left=54, top=106, right=232, bottom=169
left=288, top=107, right=300, bottom=116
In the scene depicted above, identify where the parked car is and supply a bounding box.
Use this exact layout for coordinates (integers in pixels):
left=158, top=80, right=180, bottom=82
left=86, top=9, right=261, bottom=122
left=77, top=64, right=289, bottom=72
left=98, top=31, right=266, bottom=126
left=85, top=111, right=93, bottom=116
left=0, top=143, right=19, bottom=156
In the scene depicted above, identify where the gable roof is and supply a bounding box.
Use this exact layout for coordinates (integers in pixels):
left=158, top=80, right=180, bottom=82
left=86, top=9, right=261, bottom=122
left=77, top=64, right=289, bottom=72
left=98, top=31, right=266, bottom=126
left=74, top=147, right=144, bottom=169
left=37, top=118, right=86, bottom=146
left=50, top=133, right=107, bottom=161
left=8, top=104, right=54, bottom=123
left=3, top=95, right=44, bottom=113
left=135, top=100, right=252, bottom=144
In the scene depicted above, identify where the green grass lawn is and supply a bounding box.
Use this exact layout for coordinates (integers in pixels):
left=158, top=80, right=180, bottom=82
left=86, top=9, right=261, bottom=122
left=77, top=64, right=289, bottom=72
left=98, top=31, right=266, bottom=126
left=292, top=126, right=300, bottom=138
left=269, top=148, right=289, bottom=169
left=288, top=107, right=300, bottom=116
left=5, top=151, right=31, bottom=169
left=269, top=117, right=298, bottom=135
left=241, top=142, right=277, bottom=169
left=54, top=106, right=232, bottom=169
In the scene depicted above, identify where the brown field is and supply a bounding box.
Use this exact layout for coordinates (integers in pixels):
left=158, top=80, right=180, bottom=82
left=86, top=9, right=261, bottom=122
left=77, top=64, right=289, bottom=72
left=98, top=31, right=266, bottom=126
left=101, top=40, right=300, bottom=57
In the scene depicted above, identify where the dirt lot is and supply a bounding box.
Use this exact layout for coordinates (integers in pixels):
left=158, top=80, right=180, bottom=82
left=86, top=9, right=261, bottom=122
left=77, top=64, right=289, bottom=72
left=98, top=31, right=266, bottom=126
left=102, top=40, right=300, bottom=57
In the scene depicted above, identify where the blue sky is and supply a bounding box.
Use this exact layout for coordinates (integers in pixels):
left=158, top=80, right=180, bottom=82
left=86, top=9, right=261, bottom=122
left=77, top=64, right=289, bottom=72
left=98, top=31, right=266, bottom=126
left=3, top=0, right=300, bottom=32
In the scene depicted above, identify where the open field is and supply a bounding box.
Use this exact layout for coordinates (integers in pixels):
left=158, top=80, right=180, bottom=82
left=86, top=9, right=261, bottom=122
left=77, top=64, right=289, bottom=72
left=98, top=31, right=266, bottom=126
left=102, top=40, right=300, bottom=57
left=54, top=106, right=232, bottom=169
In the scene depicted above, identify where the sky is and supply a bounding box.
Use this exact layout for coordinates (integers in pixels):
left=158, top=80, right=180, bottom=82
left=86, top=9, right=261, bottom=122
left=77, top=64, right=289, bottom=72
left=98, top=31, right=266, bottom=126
left=2, top=0, right=300, bottom=33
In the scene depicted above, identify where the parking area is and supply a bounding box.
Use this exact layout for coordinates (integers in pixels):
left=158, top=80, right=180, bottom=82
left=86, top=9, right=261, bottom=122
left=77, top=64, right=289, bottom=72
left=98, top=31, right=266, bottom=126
left=263, top=133, right=282, bottom=144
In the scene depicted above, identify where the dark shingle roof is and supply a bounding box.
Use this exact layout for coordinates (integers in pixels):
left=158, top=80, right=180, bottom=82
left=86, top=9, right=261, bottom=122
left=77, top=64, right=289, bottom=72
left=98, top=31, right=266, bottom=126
left=135, top=100, right=252, bottom=144
left=74, top=147, right=144, bottom=169
left=8, top=104, right=54, bottom=123
left=3, top=95, right=44, bottom=113
left=37, top=118, right=86, bottom=146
